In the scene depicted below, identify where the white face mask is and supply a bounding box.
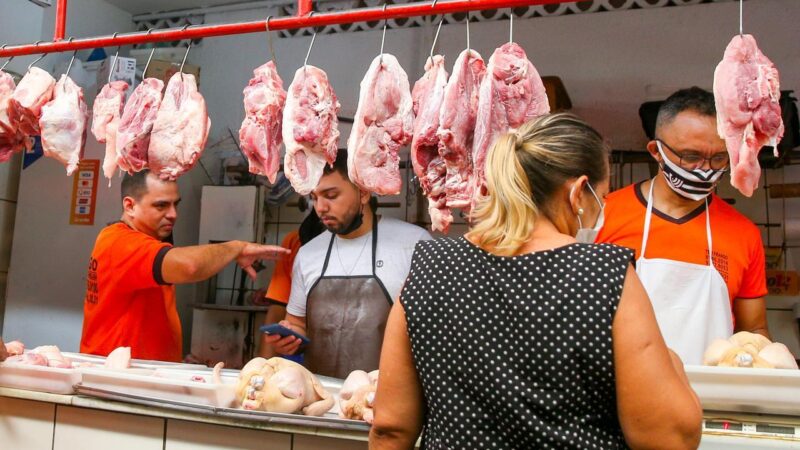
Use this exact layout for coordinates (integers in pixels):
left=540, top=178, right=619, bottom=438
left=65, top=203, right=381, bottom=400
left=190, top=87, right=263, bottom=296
left=572, top=182, right=605, bottom=244
left=656, top=141, right=725, bottom=201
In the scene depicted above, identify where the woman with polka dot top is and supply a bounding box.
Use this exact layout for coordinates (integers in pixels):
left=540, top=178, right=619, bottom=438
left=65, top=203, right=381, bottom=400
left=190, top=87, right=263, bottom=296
left=369, top=113, right=702, bottom=450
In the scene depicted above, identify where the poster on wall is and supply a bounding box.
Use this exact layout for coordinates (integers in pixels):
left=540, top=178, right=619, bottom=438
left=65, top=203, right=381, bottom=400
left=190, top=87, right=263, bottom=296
left=69, top=159, right=99, bottom=226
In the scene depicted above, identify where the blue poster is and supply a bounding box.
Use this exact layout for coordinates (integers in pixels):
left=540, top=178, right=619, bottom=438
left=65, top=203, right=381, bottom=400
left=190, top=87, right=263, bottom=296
left=23, top=136, right=43, bottom=169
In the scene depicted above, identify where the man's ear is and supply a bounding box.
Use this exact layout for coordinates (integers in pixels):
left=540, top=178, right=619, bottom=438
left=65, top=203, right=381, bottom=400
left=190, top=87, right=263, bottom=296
left=122, top=197, right=135, bottom=217
left=646, top=140, right=662, bottom=163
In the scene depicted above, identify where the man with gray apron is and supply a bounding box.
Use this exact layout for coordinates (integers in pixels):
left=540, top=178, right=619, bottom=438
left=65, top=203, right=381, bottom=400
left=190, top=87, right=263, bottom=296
left=263, top=150, right=432, bottom=379
left=596, top=87, right=769, bottom=365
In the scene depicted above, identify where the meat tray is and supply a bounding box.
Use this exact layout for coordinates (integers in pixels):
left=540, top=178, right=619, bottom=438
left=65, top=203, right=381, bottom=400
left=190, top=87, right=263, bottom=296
left=685, top=365, right=800, bottom=416
left=0, top=361, right=82, bottom=394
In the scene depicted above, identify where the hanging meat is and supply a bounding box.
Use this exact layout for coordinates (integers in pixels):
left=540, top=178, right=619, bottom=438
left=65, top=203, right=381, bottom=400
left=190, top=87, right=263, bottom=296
left=347, top=54, right=414, bottom=196
left=437, top=49, right=485, bottom=211
left=239, top=61, right=286, bottom=183
left=472, top=42, right=550, bottom=205
left=410, top=55, right=451, bottom=232
left=8, top=67, right=56, bottom=136
left=39, top=75, right=88, bottom=175
left=148, top=72, right=211, bottom=181
left=116, top=78, right=164, bottom=173
left=0, top=72, right=30, bottom=162
left=282, top=65, right=340, bottom=195
left=713, top=34, right=784, bottom=197
left=91, top=80, right=129, bottom=181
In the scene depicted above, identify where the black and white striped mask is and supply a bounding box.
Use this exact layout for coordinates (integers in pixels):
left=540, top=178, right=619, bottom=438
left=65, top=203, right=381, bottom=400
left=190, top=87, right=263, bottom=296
left=657, top=141, right=724, bottom=201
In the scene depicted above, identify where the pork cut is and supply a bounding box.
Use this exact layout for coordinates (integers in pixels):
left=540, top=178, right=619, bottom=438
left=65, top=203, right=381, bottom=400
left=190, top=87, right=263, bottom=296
left=148, top=72, right=211, bottom=180
left=282, top=65, right=340, bottom=195
left=92, top=80, right=128, bottom=181
left=239, top=61, right=286, bottom=183
left=713, top=34, right=783, bottom=197
left=0, top=72, right=30, bottom=162
left=347, top=53, right=414, bottom=196
left=410, top=55, right=451, bottom=232
left=39, top=75, right=88, bottom=175
left=472, top=43, right=550, bottom=205
left=437, top=49, right=485, bottom=210
left=116, top=78, right=164, bottom=173
left=8, top=67, right=55, bottom=136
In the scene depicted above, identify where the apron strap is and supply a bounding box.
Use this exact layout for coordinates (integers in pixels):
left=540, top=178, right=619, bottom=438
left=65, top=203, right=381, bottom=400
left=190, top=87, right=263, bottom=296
left=320, top=233, right=336, bottom=278
left=371, top=215, right=378, bottom=277
left=705, top=198, right=713, bottom=267
left=640, top=179, right=657, bottom=259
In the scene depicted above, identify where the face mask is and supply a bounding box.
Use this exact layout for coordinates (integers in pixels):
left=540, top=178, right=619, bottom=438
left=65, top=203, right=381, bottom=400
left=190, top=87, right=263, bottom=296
left=656, top=141, right=724, bottom=201
left=572, top=182, right=604, bottom=244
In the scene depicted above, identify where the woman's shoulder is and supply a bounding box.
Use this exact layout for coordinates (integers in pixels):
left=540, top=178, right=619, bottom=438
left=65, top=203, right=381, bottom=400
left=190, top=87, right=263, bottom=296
left=570, top=242, right=635, bottom=264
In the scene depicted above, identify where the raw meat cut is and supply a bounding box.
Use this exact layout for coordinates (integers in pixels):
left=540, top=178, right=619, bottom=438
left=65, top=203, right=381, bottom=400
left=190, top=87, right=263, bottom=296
left=758, top=343, right=798, bottom=370
left=92, top=80, right=128, bottom=181
left=713, top=34, right=784, bottom=197
left=148, top=72, right=211, bottom=181
left=116, top=78, right=164, bottom=173
left=347, top=53, right=414, bottom=195
left=0, top=72, right=31, bottom=162
left=8, top=67, right=55, bottom=136
left=4, top=340, right=24, bottom=356
left=104, top=346, right=131, bottom=370
left=282, top=65, right=340, bottom=195
left=6, top=353, right=48, bottom=366
left=236, top=357, right=334, bottom=415
left=437, top=49, right=485, bottom=210
left=410, top=55, right=452, bottom=232
left=32, top=345, right=72, bottom=368
left=39, top=75, right=88, bottom=175
left=239, top=61, right=286, bottom=183
left=339, top=369, right=379, bottom=423
left=472, top=43, right=549, bottom=206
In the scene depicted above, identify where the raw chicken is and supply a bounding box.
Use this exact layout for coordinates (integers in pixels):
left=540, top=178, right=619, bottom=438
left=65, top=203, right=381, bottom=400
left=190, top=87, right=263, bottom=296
left=702, top=338, right=734, bottom=366
left=104, top=346, right=131, bottom=370
left=116, top=78, right=164, bottom=173
left=713, top=34, right=784, bottom=197
left=347, top=54, right=414, bottom=195
left=410, top=55, right=452, bottom=232
left=91, top=80, right=128, bottom=181
left=282, top=65, right=340, bottom=195
left=718, top=346, right=773, bottom=369
left=8, top=67, right=55, bottom=136
left=339, top=369, right=379, bottom=423
left=32, top=345, right=72, bottom=368
left=148, top=72, right=211, bottom=180
left=728, top=331, right=771, bottom=352
left=4, top=340, right=25, bottom=356
left=6, top=352, right=48, bottom=366
left=758, top=343, right=798, bottom=370
left=437, top=49, right=485, bottom=210
left=239, top=61, right=286, bottom=183
left=39, top=75, right=88, bottom=175
left=236, top=357, right=334, bottom=416
left=472, top=42, right=549, bottom=204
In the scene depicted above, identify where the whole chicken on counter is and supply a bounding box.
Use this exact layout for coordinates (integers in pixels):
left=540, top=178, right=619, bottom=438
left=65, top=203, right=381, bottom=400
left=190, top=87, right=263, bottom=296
left=339, top=369, right=379, bottom=423
left=236, top=357, right=334, bottom=416
left=703, top=331, right=798, bottom=370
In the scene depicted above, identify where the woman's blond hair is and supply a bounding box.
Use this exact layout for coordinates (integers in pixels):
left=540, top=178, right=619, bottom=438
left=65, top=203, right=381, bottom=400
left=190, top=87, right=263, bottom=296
left=466, top=113, right=608, bottom=256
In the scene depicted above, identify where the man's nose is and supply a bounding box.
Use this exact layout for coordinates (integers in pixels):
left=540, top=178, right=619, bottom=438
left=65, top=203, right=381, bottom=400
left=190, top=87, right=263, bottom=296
left=166, top=205, right=178, bottom=220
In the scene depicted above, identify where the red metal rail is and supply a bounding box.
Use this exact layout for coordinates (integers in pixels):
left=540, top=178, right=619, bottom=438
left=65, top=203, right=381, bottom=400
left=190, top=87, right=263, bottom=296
left=0, top=0, right=575, bottom=58
left=54, top=0, right=68, bottom=41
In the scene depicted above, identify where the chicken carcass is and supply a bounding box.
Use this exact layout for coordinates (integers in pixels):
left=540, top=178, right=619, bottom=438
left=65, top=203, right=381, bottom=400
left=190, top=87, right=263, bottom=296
left=339, top=369, right=379, bottom=423
left=116, top=78, right=164, bottom=173
left=39, top=75, right=88, bottom=175
left=92, top=81, right=128, bottom=181
left=472, top=43, right=549, bottom=205
left=236, top=357, right=334, bottom=416
left=148, top=72, right=211, bottom=181
left=713, top=34, right=784, bottom=197
left=4, top=340, right=25, bottom=356
left=8, top=67, right=55, bottom=136
left=347, top=54, right=414, bottom=195
left=282, top=65, right=340, bottom=195
left=32, top=345, right=72, bottom=369
left=411, top=55, right=451, bottom=232
left=437, top=49, right=485, bottom=211
left=239, top=61, right=286, bottom=183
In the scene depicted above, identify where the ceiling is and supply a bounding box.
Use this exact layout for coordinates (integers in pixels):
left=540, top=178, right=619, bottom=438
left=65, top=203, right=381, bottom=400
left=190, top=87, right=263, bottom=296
left=103, top=0, right=254, bottom=16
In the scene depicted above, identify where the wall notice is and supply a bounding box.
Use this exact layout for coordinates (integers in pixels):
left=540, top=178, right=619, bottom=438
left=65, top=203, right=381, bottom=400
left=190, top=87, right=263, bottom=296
left=69, top=159, right=99, bottom=226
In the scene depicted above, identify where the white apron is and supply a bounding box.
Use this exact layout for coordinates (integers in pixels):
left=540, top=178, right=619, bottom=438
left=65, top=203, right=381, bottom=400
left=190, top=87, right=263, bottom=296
left=636, top=180, right=733, bottom=365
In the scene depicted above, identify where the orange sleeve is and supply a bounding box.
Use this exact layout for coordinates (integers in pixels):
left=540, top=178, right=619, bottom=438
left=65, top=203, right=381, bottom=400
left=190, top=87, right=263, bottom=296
left=736, top=229, right=768, bottom=299
left=113, top=228, right=173, bottom=290
left=265, top=231, right=302, bottom=304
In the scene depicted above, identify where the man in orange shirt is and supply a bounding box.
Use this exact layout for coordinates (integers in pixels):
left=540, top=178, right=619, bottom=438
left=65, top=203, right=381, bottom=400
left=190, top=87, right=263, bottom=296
left=596, top=87, right=768, bottom=365
left=80, top=170, right=289, bottom=362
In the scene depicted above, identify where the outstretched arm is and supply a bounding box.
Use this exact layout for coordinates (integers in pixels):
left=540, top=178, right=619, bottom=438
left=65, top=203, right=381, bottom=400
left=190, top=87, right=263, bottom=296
left=162, top=241, right=290, bottom=284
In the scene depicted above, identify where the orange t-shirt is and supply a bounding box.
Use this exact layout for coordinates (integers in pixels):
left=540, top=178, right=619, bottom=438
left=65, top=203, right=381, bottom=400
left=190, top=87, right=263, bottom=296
left=265, top=231, right=302, bottom=305
left=80, top=222, right=182, bottom=362
left=596, top=182, right=767, bottom=305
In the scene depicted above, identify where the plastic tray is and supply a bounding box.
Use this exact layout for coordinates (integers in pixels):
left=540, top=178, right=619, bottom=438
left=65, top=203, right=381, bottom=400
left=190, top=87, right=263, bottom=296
left=0, top=361, right=82, bottom=394
left=685, top=365, right=800, bottom=416
left=62, top=352, right=207, bottom=370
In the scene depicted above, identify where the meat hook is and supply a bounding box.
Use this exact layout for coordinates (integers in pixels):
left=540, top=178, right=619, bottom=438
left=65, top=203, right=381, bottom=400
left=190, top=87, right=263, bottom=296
left=108, top=32, right=121, bottom=84
left=379, top=3, right=388, bottom=65
left=27, top=41, right=46, bottom=71
left=509, top=9, right=513, bottom=43
left=64, top=37, right=78, bottom=79
left=466, top=11, right=470, bottom=52
left=178, top=24, right=193, bottom=78
left=738, top=0, right=743, bottom=36
left=0, top=45, right=13, bottom=72
left=428, top=17, right=444, bottom=63
left=303, top=12, right=317, bottom=75
left=142, top=29, right=157, bottom=79
left=265, top=15, right=278, bottom=69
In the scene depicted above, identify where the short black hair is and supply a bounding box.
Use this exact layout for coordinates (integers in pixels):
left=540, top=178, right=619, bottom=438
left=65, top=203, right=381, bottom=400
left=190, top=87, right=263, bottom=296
left=655, top=87, right=717, bottom=132
left=120, top=170, right=151, bottom=202
left=323, top=149, right=349, bottom=178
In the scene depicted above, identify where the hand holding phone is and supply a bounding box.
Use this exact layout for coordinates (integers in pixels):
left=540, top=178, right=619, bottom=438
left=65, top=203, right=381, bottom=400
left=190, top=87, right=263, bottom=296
left=260, top=323, right=310, bottom=348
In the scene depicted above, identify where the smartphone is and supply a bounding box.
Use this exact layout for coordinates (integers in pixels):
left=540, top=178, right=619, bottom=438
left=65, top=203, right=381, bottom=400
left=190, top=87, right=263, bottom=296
left=260, top=323, right=311, bottom=347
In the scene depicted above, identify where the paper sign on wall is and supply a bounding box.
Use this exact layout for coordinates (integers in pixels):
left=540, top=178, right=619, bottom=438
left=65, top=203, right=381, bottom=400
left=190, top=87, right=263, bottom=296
left=766, top=270, right=800, bottom=296
left=69, top=160, right=99, bottom=226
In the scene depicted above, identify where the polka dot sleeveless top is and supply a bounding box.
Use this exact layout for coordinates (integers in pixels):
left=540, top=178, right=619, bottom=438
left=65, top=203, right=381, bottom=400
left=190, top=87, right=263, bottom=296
left=402, top=238, right=634, bottom=449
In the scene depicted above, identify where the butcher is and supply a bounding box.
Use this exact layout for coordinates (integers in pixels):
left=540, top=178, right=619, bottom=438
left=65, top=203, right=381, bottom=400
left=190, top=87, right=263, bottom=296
left=596, top=87, right=769, bottom=365
left=263, top=150, right=432, bottom=379
left=80, top=170, right=289, bottom=362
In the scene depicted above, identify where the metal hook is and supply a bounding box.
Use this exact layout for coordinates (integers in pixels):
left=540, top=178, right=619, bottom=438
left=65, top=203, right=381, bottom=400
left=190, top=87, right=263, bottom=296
left=108, top=32, right=121, bottom=83
left=431, top=0, right=437, bottom=8
left=27, top=41, right=45, bottom=71
left=178, top=24, right=193, bottom=75
left=379, top=3, right=388, bottom=64
left=64, top=37, right=78, bottom=78
left=265, top=16, right=278, bottom=68
left=739, top=0, right=743, bottom=36
left=429, top=17, right=444, bottom=63
left=142, top=29, right=157, bottom=79
left=509, top=9, right=513, bottom=43
left=303, top=12, right=317, bottom=74
left=0, top=45, right=13, bottom=72
left=466, top=11, right=470, bottom=52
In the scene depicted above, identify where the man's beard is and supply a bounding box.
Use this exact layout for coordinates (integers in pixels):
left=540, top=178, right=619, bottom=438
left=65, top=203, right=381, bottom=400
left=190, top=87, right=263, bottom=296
left=323, top=205, right=363, bottom=235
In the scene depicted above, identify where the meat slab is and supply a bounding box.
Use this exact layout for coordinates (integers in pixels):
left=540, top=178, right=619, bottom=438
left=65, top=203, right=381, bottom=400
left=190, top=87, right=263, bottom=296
left=39, top=75, right=88, bottom=175
left=239, top=61, right=286, bottom=183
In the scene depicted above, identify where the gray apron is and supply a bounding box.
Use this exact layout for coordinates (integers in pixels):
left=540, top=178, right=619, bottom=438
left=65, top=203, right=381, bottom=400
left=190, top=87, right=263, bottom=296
left=304, top=218, right=392, bottom=379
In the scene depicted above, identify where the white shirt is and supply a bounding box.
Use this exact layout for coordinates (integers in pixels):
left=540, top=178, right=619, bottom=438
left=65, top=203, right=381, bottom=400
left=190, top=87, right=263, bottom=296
left=287, top=216, right=432, bottom=317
